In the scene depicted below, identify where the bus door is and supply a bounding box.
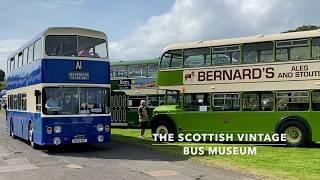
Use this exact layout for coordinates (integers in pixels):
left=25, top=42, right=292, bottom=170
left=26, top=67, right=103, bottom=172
left=111, top=91, right=127, bottom=127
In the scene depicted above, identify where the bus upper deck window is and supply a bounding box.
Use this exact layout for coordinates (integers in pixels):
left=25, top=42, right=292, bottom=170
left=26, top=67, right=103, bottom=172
left=160, top=50, right=182, bottom=69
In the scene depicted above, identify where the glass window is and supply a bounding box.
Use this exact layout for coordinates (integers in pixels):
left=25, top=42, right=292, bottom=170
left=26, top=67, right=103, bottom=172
left=79, top=88, right=109, bottom=114
left=312, top=91, right=320, bottom=111
left=148, top=95, right=165, bottom=107
left=212, top=45, right=240, bottom=65
left=128, top=64, right=147, bottom=77
left=184, top=48, right=211, bottom=68
left=28, top=44, right=34, bottom=63
left=45, top=35, right=107, bottom=58
left=277, top=91, right=309, bottom=111
left=22, top=94, right=27, bottom=111
left=160, top=50, right=182, bottom=68
left=243, top=42, right=273, bottom=64
left=276, top=39, right=309, bottom=61
left=10, top=95, right=13, bottom=110
left=312, top=37, right=320, bottom=58
left=14, top=54, right=18, bottom=70
left=46, top=35, right=77, bottom=57
left=10, top=58, right=14, bottom=72
left=23, top=48, right=28, bottom=66
left=78, top=36, right=107, bottom=58
left=36, top=91, right=41, bottom=112
left=111, top=65, right=128, bottom=78
left=43, top=87, right=110, bottom=115
left=34, top=39, right=42, bottom=61
left=243, top=92, right=274, bottom=111
left=166, top=90, right=179, bottom=104
left=212, top=93, right=240, bottom=111
left=17, top=94, right=21, bottom=110
left=128, top=96, right=146, bottom=108
left=18, top=53, right=23, bottom=68
left=13, top=95, right=17, bottom=110
left=184, top=93, right=210, bottom=111
left=148, top=64, right=158, bottom=77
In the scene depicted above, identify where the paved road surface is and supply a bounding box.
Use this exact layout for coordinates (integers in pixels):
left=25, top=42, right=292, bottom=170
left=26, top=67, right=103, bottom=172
left=0, top=114, right=255, bottom=180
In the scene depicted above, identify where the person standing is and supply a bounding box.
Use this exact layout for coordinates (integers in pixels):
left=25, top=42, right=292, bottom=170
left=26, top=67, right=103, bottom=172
left=138, top=100, right=148, bottom=139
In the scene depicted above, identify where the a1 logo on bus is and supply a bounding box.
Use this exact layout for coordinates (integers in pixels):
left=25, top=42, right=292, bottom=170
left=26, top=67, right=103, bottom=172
left=75, top=60, right=83, bottom=70
left=68, top=60, right=90, bottom=80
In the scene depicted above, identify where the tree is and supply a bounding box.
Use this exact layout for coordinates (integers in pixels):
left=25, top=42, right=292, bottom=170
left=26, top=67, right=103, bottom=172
left=0, top=70, right=4, bottom=82
left=284, top=25, right=320, bottom=33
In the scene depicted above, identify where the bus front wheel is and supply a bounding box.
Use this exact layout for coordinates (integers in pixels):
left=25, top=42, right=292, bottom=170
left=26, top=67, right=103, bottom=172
left=10, top=120, right=16, bottom=139
left=28, top=122, right=37, bottom=149
left=152, top=120, right=176, bottom=141
left=278, top=121, right=309, bottom=147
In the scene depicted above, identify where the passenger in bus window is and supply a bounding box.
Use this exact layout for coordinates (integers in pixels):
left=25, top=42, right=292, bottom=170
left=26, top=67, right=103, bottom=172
left=45, top=96, right=61, bottom=113
left=79, top=47, right=99, bottom=58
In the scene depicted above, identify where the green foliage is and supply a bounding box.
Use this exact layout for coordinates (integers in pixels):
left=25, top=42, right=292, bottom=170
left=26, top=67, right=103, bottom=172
left=285, top=25, right=320, bottom=33
left=0, top=81, right=6, bottom=90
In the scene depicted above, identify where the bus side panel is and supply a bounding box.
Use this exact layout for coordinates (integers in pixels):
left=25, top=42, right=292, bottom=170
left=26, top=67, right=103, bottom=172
left=172, top=111, right=320, bottom=142
left=6, top=111, right=35, bottom=140
left=6, top=60, right=42, bottom=90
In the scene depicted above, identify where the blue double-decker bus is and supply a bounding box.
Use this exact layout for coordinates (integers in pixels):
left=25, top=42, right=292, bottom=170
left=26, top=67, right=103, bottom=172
left=6, top=27, right=111, bottom=148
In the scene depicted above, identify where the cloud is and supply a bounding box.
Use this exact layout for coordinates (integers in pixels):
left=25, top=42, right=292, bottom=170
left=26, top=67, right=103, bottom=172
left=109, top=0, right=320, bottom=61
left=0, top=39, right=26, bottom=72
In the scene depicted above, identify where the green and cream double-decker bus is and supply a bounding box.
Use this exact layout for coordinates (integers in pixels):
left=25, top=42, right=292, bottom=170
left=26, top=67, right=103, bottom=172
left=111, top=59, right=165, bottom=128
left=150, top=30, right=320, bottom=146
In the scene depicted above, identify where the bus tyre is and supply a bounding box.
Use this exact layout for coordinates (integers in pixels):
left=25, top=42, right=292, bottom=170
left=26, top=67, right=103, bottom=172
left=28, top=122, right=37, bottom=149
left=278, top=121, right=309, bottom=147
left=10, top=120, right=16, bottom=139
left=152, top=120, right=176, bottom=141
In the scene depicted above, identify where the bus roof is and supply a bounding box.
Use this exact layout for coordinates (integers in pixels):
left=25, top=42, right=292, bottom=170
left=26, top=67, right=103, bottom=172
left=8, top=27, right=107, bottom=59
left=162, top=29, right=320, bottom=53
left=110, top=58, right=159, bottom=66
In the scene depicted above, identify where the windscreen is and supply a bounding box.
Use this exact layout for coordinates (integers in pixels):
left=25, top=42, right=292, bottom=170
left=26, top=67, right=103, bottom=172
left=45, top=35, right=107, bottom=58
left=43, top=87, right=110, bottom=115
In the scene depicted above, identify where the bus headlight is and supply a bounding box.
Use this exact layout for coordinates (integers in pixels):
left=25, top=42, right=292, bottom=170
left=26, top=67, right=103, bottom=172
left=97, top=135, right=104, bottom=142
left=96, top=124, right=104, bottom=132
left=47, top=127, right=52, bottom=134
left=105, top=125, right=110, bottom=132
left=53, top=137, right=61, bottom=145
left=54, top=126, right=62, bottom=134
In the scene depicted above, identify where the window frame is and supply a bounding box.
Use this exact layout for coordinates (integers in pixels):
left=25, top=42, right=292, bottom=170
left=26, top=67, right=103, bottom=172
left=276, top=38, right=310, bottom=61
left=33, top=38, right=43, bottom=61
left=242, top=91, right=274, bottom=111
left=311, top=37, right=320, bottom=59
left=160, top=50, right=183, bottom=69
left=211, top=44, right=240, bottom=66
left=242, top=41, right=274, bottom=64
left=183, top=47, right=211, bottom=68
left=276, top=91, right=309, bottom=111
left=183, top=93, right=210, bottom=112
left=23, top=48, right=28, bottom=66
left=28, top=44, right=34, bottom=63
left=212, top=93, right=240, bottom=111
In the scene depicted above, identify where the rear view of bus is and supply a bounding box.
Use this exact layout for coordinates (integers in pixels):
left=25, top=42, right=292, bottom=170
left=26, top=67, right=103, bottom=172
left=6, top=27, right=110, bottom=148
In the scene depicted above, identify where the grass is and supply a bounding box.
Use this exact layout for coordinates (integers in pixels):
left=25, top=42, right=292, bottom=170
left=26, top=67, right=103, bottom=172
left=112, top=128, right=320, bottom=180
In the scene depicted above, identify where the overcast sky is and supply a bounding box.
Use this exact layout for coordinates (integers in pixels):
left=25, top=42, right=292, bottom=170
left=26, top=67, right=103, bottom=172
left=0, top=0, right=320, bottom=72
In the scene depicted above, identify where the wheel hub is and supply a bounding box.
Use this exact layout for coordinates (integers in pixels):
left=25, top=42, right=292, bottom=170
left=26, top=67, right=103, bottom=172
left=156, top=125, right=168, bottom=135
left=285, top=126, right=302, bottom=144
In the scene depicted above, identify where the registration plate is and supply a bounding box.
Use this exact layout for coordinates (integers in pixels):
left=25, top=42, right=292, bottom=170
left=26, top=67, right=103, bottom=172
left=72, top=138, right=87, bottom=143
